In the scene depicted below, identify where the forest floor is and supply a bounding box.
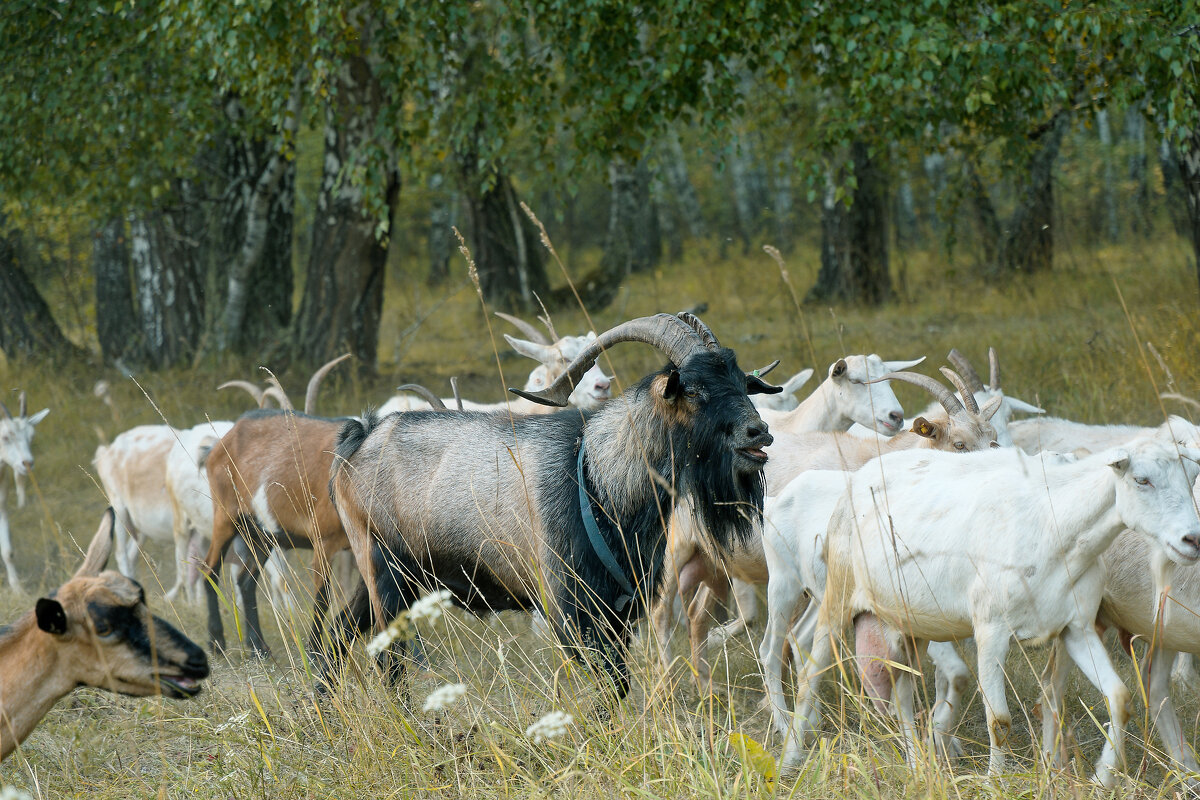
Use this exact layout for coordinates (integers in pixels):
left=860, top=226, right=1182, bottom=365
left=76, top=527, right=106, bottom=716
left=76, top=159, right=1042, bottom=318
left=0, top=234, right=1198, bottom=798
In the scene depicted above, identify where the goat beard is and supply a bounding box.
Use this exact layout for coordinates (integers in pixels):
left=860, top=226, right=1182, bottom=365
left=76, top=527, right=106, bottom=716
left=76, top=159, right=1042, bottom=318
left=675, top=442, right=766, bottom=554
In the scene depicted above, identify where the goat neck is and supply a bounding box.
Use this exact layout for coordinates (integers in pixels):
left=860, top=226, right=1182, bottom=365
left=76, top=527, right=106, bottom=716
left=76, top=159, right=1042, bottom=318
left=0, top=614, right=74, bottom=758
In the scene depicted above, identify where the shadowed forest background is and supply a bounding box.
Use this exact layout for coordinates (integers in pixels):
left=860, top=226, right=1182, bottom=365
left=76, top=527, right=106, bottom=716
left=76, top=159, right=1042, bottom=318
left=1, top=1, right=1198, bottom=378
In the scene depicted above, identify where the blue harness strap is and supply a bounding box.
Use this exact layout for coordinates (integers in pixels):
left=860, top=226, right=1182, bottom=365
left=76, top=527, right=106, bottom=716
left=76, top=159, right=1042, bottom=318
left=577, top=444, right=635, bottom=612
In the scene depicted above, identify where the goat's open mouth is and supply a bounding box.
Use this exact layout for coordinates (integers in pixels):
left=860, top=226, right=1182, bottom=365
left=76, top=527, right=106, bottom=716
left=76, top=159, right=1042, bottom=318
left=159, top=675, right=203, bottom=698
left=737, top=447, right=769, bottom=465
left=877, top=417, right=899, bottom=432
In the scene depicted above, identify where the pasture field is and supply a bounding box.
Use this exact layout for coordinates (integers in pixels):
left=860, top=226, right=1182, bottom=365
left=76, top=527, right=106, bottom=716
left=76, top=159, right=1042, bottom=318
left=0, top=233, right=1198, bottom=799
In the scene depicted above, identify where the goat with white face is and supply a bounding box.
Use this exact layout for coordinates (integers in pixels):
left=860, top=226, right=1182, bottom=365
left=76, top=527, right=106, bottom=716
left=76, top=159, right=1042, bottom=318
left=784, top=439, right=1200, bottom=787
left=0, top=393, right=49, bottom=592
left=915, top=348, right=1044, bottom=446
left=757, top=354, right=924, bottom=437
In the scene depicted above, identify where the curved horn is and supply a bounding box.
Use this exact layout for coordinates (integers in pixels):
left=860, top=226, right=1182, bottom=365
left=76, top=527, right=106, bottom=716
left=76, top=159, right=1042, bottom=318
left=988, top=347, right=1000, bottom=390
left=675, top=311, right=720, bottom=350
left=940, top=367, right=980, bottom=415
left=262, top=375, right=294, bottom=412
left=396, top=383, right=447, bottom=411
left=876, top=371, right=965, bottom=418
left=946, top=350, right=985, bottom=395
left=305, top=353, right=351, bottom=415
left=1162, top=393, right=1200, bottom=412
left=450, top=377, right=463, bottom=411
left=750, top=359, right=781, bottom=379
left=512, top=313, right=709, bottom=407
left=0, top=398, right=11, bottom=420
left=495, top=312, right=551, bottom=345
left=218, top=380, right=265, bottom=407
left=18, top=391, right=26, bottom=418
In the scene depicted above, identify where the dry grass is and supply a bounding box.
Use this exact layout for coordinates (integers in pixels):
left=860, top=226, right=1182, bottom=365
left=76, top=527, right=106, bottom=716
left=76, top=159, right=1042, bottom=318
left=0, top=232, right=1198, bottom=798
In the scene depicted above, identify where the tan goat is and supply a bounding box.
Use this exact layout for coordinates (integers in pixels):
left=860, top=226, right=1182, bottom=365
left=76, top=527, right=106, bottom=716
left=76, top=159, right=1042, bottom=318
left=0, top=509, right=208, bottom=759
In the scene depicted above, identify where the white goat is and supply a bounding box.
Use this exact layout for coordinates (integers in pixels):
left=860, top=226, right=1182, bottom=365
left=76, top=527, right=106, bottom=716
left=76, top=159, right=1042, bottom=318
left=379, top=315, right=612, bottom=416
left=783, top=440, right=1200, bottom=787
left=0, top=393, right=50, bottom=592
left=751, top=368, right=815, bottom=412
left=653, top=354, right=925, bottom=688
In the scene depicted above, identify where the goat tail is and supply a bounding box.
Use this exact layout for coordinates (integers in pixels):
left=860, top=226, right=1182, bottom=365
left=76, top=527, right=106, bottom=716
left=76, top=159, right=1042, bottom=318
left=327, top=408, right=380, bottom=507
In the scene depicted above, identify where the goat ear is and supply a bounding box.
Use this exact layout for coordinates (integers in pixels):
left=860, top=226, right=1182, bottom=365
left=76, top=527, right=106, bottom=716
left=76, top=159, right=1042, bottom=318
left=830, top=359, right=848, bottom=379
left=503, top=335, right=556, bottom=365
left=782, top=369, right=814, bottom=395
left=76, top=509, right=116, bottom=578
left=28, top=408, right=50, bottom=425
left=659, top=370, right=683, bottom=401
left=882, top=356, right=926, bottom=371
left=1108, top=451, right=1131, bottom=475
left=911, top=417, right=939, bottom=439
left=36, top=598, right=68, bottom=636
left=980, top=395, right=1004, bottom=420
left=1004, top=396, right=1045, bottom=415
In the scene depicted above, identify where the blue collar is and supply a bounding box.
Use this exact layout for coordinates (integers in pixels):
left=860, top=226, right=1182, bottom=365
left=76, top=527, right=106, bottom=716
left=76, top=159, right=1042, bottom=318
left=577, top=443, right=635, bottom=612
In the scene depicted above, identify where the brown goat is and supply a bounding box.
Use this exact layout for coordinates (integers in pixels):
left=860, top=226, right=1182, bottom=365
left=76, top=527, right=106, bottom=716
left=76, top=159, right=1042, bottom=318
left=201, top=410, right=348, bottom=655
left=0, top=509, right=209, bottom=759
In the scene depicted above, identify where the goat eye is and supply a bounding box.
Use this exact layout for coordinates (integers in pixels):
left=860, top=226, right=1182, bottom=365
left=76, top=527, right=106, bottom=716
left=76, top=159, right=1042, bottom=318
left=1134, top=477, right=1152, bottom=487
left=954, top=442, right=966, bottom=451
left=684, top=387, right=699, bottom=399
left=93, top=619, right=113, bottom=636
left=989, top=441, right=1001, bottom=449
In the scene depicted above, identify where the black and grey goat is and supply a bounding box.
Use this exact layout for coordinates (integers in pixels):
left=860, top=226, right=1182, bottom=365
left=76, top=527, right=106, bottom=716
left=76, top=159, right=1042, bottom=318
left=322, top=312, right=779, bottom=702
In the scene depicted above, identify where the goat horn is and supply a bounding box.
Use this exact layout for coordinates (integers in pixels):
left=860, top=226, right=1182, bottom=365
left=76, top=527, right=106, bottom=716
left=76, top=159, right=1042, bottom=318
left=18, top=391, right=26, bottom=418
left=261, top=373, right=294, bottom=412
left=450, top=377, right=463, bottom=411
left=512, top=313, right=717, bottom=407
left=988, top=347, right=1001, bottom=390
left=750, top=360, right=781, bottom=379
left=0, top=399, right=11, bottom=420
left=218, top=380, right=265, bottom=406
left=305, top=353, right=351, bottom=415
left=397, top=383, right=447, bottom=411
left=947, top=349, right=986, bottom=394
left=675, top=310, right=721, bottom=350
left=877, top=371, right=965, bottom=418
left=940, top=367, right=980, bottom=415
left=1162, top=392, right=1200, bottom=412
left=495, top=312, right=551, bottom=345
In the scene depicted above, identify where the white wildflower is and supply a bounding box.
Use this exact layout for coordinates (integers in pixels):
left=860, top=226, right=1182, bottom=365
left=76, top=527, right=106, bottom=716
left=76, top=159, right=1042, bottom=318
left=525, top=710, right=573, bottom=744
left=365, top=621, right=403, bottom=658
left=407, top=589, right=452, bottom=624
left=423, top=682, right=467, bottom=713
left=214, top=711, right=252, bottom=733
left=0, top=787, right=33, bottom=800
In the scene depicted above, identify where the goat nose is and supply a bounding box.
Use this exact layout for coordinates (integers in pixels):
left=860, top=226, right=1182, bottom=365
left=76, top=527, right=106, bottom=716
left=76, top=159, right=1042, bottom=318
left=888, top=412, right=904, bottom=427
left=595, top=381, right=610, bottom=391
left=21, top=459, right=32, bottom=471
left=747, top=425, right=766, bottom=441
left=186, top=650, right=211, bottom=678
left=1184, top=534, right=1200, bottom=551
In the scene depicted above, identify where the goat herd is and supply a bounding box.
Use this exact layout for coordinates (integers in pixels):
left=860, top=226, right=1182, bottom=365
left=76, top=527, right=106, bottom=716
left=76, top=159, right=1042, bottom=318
left=1, top=311, right=1199, bottom=790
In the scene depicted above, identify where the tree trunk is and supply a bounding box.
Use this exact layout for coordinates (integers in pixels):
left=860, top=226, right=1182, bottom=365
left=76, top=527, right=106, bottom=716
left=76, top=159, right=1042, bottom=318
left=893, top=165, right=919, bottom=249
left=995, top=113, right=1069, bottom=276
left=461, top=171, right=548, bottom=312
left=1096, top=110, right=1119, bottom=241
left=772, top=145, right=795, bottom=254
left=427, top=172, right=456, bottom=285
left=554, top=156, right=657, bottom=311
left=633, top=159, right=662, bottom=273
left=729, top=135, right=756, bottom=254
left=654, top=171, right=684, bottom=263
left=209, top=114, right=297, bottom=355
left=92, top=218, right=142, bottom=366
left=923, top=147, right=948, bottom=236
left=806, top=142, right=892, bottom=305
left=662, top=131, right=705, bottom=238
left=964, top=158, right=1002, bottom=270
left=1179, top=128, right=1200, bottom=298
left=129, top=195, right=205, bottom=369
left=0, top=223, right=84, bottom=364
left=1125, top=106, right=1150, bottom=235
left=291, top=54, right=398, bottom=371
